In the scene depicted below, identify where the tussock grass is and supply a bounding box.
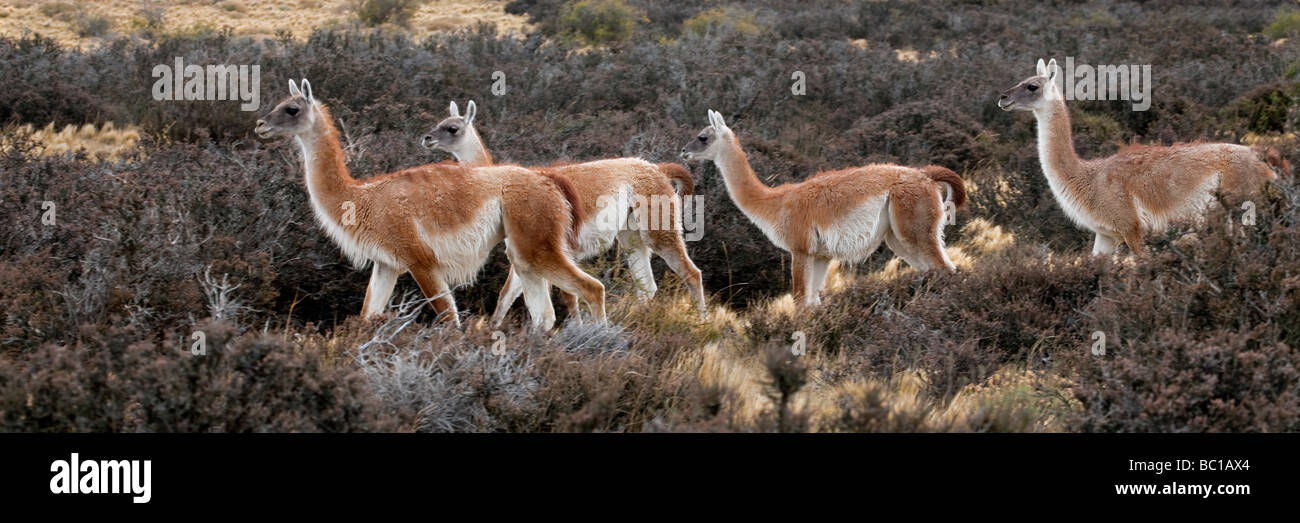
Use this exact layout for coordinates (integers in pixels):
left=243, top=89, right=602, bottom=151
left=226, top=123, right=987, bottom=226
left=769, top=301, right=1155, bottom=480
left=6, top=122, right=141, bottom=161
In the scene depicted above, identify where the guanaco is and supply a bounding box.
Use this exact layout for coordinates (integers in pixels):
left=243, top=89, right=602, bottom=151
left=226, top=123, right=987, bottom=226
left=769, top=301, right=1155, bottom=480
left=681, top=109, right=965, bottom=306
left=422, top=100, right=705, bottom=327
left=999, top=58, right=1286, bottom=255
left=256, top=80, right=604, bottom=330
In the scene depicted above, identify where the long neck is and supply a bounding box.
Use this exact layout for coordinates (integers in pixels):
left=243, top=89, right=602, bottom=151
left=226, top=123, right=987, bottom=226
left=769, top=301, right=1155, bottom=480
left=295, top=105, right=356, bottom=209
left=455, top=128, right=494, bottom=167
left=1034, top=98, right=1088, bottom=186
left=713, top=137, right=776, bottom=213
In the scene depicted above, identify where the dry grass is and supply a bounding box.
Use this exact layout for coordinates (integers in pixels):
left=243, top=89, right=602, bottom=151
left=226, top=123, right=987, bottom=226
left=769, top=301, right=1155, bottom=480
left=0, top=0, right=530, bottom=48
left=6, top=122, right=142, bottom=161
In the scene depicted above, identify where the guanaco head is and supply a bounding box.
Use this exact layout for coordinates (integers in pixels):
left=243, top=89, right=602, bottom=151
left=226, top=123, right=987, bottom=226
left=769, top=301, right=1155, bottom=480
left=998, top=58, right=1060, bottom=113
left=422, top=100, right=477, bottom=156
left=681, top=109, right=733, bottom=162
left=255, top=79, right=317, bottom=139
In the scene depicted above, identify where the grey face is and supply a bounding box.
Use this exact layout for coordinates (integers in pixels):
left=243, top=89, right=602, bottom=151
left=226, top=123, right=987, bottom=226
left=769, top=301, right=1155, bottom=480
left=680, top=126, right=718, bottom=160
left=998, top=75, right=1049, bottom=112
left=255, top=95, right=312, bottom=138
left=422, top=115, right=470, bottom=150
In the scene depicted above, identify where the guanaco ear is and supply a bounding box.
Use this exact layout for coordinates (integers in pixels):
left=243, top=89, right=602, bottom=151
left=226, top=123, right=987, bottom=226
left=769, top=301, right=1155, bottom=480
left=288, top=79, right=301, bottom=97
left=1046, top=58, right=1059, bottom=84
left=709, top=109, right=730, bottom=133
left=449, top=101, right=460, bottom=118
left=465, top=100, right=477, bottom=126
left=300, top=78, right=314, bottom=105
left=1036, top=58, right=1047, bottom=78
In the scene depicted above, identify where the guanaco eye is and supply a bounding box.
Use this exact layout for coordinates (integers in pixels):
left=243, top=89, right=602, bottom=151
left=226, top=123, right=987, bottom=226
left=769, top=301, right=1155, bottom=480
left=285, top=106, right=299, bottom=116
left=698, top=135, right=708, bottom=143
left=447, top=126, right=458, bottom=134
left=1026, top=84, right=1039, bottom=92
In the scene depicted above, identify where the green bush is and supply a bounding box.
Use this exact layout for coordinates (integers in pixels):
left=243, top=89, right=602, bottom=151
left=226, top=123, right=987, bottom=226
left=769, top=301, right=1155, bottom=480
left=558, top=0, right=643, bottom=46
left=1264, top=10, right=1300, bottom=40
left=682, top=7, right=767, bottom=37
left=1221, top=82, right=1299, bottom=135
left=353, top=0, right=424, bottom=27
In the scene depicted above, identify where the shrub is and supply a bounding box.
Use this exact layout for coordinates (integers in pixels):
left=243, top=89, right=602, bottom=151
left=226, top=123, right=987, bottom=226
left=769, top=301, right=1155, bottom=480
left=1071, top=182, right=1300, bottom=432
left=0, top=321, right=397, bottom=432
left=557, top=0, right=643, bottom=46
left=1264, top=10, right=1300, bottom=40
left=352, top=0, right=424, bottom=28
left=72, top=12, right=114, bottom=38
left=1219, top=82, right=1299, bottom=136
left=682, top=7, right=768, bottom=37
left=1073, top=330, right=1300, bottom=432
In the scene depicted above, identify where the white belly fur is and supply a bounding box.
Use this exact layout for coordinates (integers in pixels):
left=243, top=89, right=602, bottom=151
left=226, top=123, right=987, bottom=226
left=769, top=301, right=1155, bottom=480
left=810, top=193, right=891, bottom=262
left=414, top=197, right=504, bottom=286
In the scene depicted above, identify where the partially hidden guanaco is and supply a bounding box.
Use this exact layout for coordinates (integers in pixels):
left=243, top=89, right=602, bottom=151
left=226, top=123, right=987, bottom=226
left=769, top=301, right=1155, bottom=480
left=256, top=80, right=604, bottom=330
left=422, top=100, right=705, bottom=327
left=1000, top=58, right=1287, bottom=255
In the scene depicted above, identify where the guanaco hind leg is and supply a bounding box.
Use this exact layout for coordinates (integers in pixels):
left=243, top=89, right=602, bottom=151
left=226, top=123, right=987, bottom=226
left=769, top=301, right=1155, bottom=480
left=542, top=260, right=605, bottom=323
left=1122, top=228, right=1147, bottom=256
left=887, top=188, right=954, bottom=272
left=408, top=265, right=460, bottom=326
left=517, top=271, right=557, bottom=331
left=642, top=227, right=707, bottom=313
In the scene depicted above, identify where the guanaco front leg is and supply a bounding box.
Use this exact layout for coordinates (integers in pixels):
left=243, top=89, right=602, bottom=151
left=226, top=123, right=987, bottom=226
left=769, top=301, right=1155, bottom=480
left=361, top=263, right=401, bottom=319
left=807, top=257, right=831, bottom=306
left=791, top=253, right=809, bottom=306
left=1092, top=233, right=1120, bottom=256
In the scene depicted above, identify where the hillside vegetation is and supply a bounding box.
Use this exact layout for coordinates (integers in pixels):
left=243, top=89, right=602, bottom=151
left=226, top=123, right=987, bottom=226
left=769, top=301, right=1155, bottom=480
left=1, top=0, right=1298, bottom=432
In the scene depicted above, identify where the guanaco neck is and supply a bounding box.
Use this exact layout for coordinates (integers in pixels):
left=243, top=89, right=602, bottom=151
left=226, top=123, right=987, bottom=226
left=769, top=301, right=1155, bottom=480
left=295, top=104, right=357, bottom=216
left=456, top=127, right=494, bottom=167
left=1033, top=97, right=1091, bottom=195
left=713, top=136, right=777, bottom=215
